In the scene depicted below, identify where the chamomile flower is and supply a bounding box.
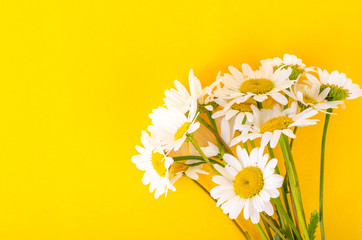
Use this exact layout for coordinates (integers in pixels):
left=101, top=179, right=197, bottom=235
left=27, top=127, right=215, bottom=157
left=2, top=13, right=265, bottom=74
left=132, top=131, right=175, bottom=199
left=210, top=146, right=283, bottom=223
left=261, top=54, right=313, bottom=80
left=212, top=98, right=255, bottom=126
left=164, top=69, right=215, bottom=113
left=201, top=118, right=236, bottom=158
left=148, top=100, right=200, bottom=152
left=284, top=80, right=342, bottom=113
left=231, top=103, right=318, bottom=148
left=215, top=63, right=293, bottom=108
left=307, top=68, right=362, bottom=102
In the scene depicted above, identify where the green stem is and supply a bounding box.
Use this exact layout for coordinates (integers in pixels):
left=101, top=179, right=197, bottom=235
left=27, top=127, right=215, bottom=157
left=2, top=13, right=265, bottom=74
left=256, top=223, right=268, bottom=240
left=272, top=198, right=303, bottom=240
left=257, top=101, right=263, bottom=109
left=172, top=156, right=225, bottom=167
left=289, top=127, right=298, bottom=150
left=173, top=155, right=204, bottom=161
left=279, top=135, right=309, bottom=240
left=261, top=216, right=274, bottom=240
left=320, top=108, right=332, bottom=240
left=191, top=179, right=251, bottom=240
left=261, top=213, right=286, bottom=240
left=267, top=144, right=294, bottom=239
left=284, top=134, right=305, bottom=220
left=197, top=116, right=233, bottom=155
left=206, top=111, right=226, bottom=156
left=187, top=135, right=220, bottom=175
left=250, top=139, right=256, bottom=148
left=241, top=116, right=249, bottom=154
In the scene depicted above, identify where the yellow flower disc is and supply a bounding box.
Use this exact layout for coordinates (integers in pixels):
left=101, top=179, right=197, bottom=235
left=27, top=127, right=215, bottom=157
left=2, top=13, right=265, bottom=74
left=174, top=122, right=191, bottom=140
left=240, top=78, right=274, bottom=94
left=151, top=152, right=167, bottom=177
left=234, top=166, right=264, bottom=198
left=260, top=116, right=293, bottom=133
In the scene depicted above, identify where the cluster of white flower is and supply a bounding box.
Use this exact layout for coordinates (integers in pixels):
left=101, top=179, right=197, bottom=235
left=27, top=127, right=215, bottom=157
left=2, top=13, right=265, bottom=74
left=132, top=54, right=361, bottom=230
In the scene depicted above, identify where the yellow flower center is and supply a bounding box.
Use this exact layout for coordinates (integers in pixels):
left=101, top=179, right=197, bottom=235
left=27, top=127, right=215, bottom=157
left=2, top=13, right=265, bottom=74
left=231, top=98, right=255, bottom=112
left=303, top=95, right=316, bottom=104
left=231, top=103, right=253, bottom=112
left=240, top=78, right=274, bottom=94
left=151, top=152, right=167, bottom=177
left=174, top=122, right=191, bottom=140
left=260, top=116, right=293, bottom=133
left=234, top=167, right=264, bottom=198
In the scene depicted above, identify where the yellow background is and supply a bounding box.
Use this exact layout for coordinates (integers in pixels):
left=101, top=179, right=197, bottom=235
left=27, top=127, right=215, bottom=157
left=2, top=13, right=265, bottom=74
left=0, top=0, right=361, bottom=239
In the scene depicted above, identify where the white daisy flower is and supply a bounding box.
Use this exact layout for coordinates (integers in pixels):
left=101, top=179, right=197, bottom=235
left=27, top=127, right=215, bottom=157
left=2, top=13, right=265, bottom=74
left=284, top=80, right=342, bottom=113
left=148, top=100, right=200, bottom=152
left=231, top=103, right=318, bottom=148
left=201, top=118, right=236, bottom=158
left=260, top=54, right=313, bottom=80
left=212, top=98, right=255, bottom=126
left=307, top=68, right=362, bottom=103
left=164, top=69, right=216, bottom=113
left=132, top=131, right=175, bottom=199
left=215, top=63, right=293, bottom=109
left=210, top=146, right=283, bottom=223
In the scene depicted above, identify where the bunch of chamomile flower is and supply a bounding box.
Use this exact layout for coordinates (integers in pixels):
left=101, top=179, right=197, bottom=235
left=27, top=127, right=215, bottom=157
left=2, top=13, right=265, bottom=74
left=132, top=54, right=361, bottom=240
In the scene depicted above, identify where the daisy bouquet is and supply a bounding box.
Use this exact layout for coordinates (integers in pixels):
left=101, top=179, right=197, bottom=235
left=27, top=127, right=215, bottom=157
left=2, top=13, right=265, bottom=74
left=132, top=54, right=362, bottom=240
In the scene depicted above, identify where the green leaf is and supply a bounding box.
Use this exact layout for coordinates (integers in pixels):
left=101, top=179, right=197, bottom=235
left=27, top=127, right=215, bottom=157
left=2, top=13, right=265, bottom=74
left=308, top=211, right=319, bottom=240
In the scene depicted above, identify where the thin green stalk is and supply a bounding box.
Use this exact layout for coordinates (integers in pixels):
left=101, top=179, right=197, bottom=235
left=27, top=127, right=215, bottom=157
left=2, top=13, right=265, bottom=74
left=257, top=101, right=263, bottom=109
left=289, top=127, right=298, bottom=150
left=320, top=108, right=332, bottom=240
left=187, top=135, right=220, bottom=174
left=172, top=156, right=224, bottom=167
left=272, top=198, right=302, bottom=240
left=284, top=134, right=305, bottom=219
left=206, top=111, right=226, bottom=156
left=173, top=155, right=204, bottom=161
left=256, top=223, right=268, bottom=240
left=197, top=116, right=233, bottom=155
left=267, top=144, right=294, bottom=238
left=241, top=116, right=249, bottom=154
left=279, top=135, right=309, bottom=240
left=261, top=216, right=274, bottom=240
left=276, top=137, right=302, bottom=234
left=261, top=213, right=286, bottom=240
left=191, top=179, right=251, bottom=240
left=249, top=139, right=256, bottom=148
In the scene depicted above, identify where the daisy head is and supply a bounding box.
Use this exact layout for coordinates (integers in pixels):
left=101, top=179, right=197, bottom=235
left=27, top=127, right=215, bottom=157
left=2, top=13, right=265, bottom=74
left=132, top=131, right=175, bottom=199
left=308, top=68, right=362, bottom=103
left=261, top=54, right=313, bottom=80
left=232, top=103, right=318, bottom=148
left=164, top=69, right=216, bottom=114
left=148, top=100, right=200, bottom=152
left=210, top=146, right=283, bottom=223
left=215, top=63, right=293, bottom=107
left=284, top=80, right=342, bottom=113
left=212, top=98, right=255, bottom=126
